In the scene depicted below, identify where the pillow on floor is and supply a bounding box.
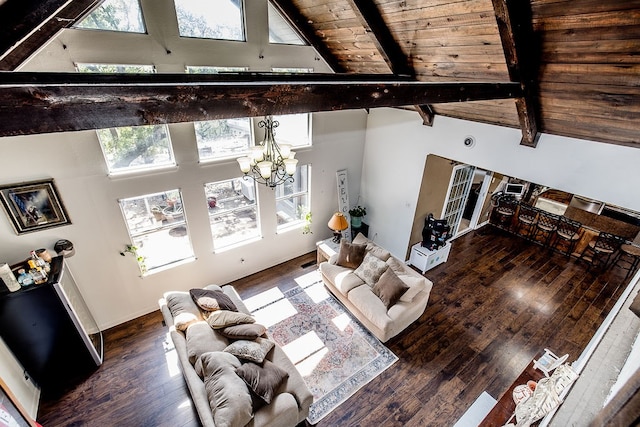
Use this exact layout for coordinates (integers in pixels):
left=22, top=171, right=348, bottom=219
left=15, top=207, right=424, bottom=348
left=372, top=268, right=409, bottom=309
left=219, top=323, right=267, bottom=340
left=336, top=240, right=367, bottom=269
left=354, top=251, right=388, bottom=286
left=224, top=337, right=275, bottom=363
left=236, top=360, right=289, bottom=405
left=207, top=310, right=255, bottom=329
left=190, top=288, right=238, bottom=312
left=196, top=351, right=253, bottom=427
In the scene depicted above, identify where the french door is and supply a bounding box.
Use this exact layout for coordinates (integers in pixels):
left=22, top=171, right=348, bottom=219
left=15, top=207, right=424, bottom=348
left=441, top=164, right=476, bottom=237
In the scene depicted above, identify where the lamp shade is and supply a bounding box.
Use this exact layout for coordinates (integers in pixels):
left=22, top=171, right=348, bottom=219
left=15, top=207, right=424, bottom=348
left=327, top=212, right=349, bottom=232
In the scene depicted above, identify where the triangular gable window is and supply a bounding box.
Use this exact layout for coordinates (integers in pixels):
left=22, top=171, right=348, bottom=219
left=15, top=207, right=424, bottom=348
left=74, top=0, right=146, bottom=33
left=268, top=1, right=306, bottom=45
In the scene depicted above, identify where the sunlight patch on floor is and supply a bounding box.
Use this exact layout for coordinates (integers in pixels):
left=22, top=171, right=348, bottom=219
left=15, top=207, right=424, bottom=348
left=282, top=330, right=328, bottom=376
left=243, top=287, right=285, bottom=312
left=303, top=279, right=330, bottom=304
left=295, top=270, right=322, bottom=288
left=252, top=298, right=297, bottom=328
left=332, top=312, right=352, bottom=332
left=178, top=399, right=192, bottom=409
left=163, top=332, right=181, bottom=378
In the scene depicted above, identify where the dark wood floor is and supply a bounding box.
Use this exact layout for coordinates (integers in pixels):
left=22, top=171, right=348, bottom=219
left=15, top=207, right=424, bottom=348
left=36, top=226, right=631, bottom=426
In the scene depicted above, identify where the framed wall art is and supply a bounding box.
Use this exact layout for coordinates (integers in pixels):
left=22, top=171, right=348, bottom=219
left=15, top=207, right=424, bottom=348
left=0, top=179, right=71, bottom=235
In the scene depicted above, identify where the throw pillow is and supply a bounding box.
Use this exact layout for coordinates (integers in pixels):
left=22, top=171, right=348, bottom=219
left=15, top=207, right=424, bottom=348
left=219, top=323, right=267, bottom=340
left=354, top=251, right=388, bottom=286
left=336, top=240, right=367, bottom=269
left=207, top=310, right=255, bottom=329
left=386, top=257, right=426, bottom=302
left=165, top=292, right=202, bottom=330
left=186, top=321, right=229, bottom=366
left=372, top=268, right=410, bottom=309
left=224, top=337, right=275, bottom=363
left=190, top=288, right=238, bottom=312
left=173, top=312, right=199, bottom=332
left=195, top=351, right=253, bottom=427
left=236, top=360, right=289, bottom=405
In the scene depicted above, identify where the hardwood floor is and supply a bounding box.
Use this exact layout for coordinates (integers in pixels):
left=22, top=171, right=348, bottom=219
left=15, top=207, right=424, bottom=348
left=36, top=226, right=631, bottom=426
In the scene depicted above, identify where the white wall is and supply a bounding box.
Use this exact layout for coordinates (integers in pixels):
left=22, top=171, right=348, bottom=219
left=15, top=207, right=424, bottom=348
left=362, top=108, right=640, bottom=259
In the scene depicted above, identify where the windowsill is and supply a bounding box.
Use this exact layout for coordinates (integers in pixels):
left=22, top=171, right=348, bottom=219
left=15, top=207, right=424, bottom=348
left=277, top=221, right=305, bottom=234
left=213, top=236, right=262, bottom=254
left=108, top=164, right=179, bottom=179
left=142, top=256, right=196, bottom=277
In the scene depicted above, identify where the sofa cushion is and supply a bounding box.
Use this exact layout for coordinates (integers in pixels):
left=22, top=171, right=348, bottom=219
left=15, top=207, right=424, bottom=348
left=354, top=252, right=388, bottom=287
left=372, top=268, right=409, bottom=309
left=348, top=285, right=391, bottom=331
left=353, top=233, right=391, bottom=261
left=165, top=292, right=202, bottom=331
left=336, top=240, right=367, bottom=269
left=219, top=323, right=267, bottom=340
left=186, top=321, right=230, bottom=366
left=195, top=351, right=253, bottom=427
left=319, top=262, right=365, bottom=295
left=190, top=288, right=238, bottom=312
left=386, top=257, right=428, bottom=302
left=236, top=360, right=289, bottom=405
left=207, top=310, right=256, bottom=329
left=224, top=337, right=275, bottom=363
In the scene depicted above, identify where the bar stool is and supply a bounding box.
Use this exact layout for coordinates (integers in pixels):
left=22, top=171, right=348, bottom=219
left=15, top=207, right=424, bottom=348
left=612, top=243, right=640, bottom=279
left=530, top=211, right=559, bottom=247
left=515, top=204, right=538, bottom=240
left=552, top=217, right=582, bottom=257
left=492, top=196, right=518, bottom=231
left=579, top=231, right=625, bottom=270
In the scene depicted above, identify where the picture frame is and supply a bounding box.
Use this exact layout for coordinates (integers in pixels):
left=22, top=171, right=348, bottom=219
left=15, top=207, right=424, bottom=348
left=0, top=179, right=71, bottom=235
left=0, top=376, right=37, bottom=427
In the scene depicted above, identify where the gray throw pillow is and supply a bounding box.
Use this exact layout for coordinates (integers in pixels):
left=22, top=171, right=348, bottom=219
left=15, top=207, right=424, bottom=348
left=354, top=251, right=388, bottom=286
left=224, top=337, right=275, bottom=363
left=190, top=288, right=238, bottom=312
left=165, top=292, right=202, bottom=331
left=206, top=310, right=256, bottom=329
left=236, top=360, right=289, bottom=404
left=219, top=323, right=267, bottom=340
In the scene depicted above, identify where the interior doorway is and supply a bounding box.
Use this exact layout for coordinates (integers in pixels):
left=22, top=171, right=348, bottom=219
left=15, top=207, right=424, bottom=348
left=455, top=168, right=492, bottom=236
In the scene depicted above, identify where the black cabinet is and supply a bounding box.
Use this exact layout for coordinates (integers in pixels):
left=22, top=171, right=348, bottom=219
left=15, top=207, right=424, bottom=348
left=0, top=257, right=103, bottom=397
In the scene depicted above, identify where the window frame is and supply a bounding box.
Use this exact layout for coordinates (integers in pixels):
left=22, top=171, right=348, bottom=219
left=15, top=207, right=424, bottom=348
left=174, top=0, right=246, bottom=42
left=275, top=164, right=311, bottom=233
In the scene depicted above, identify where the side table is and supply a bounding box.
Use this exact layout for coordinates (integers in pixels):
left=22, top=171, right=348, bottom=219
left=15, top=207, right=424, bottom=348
left=316, top=238, right=340, bottom=264
left=409, top=242, right=451, bottom=274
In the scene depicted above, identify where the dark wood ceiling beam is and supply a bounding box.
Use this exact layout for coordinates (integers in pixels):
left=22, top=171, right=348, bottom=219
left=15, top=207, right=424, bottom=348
left=492, top=0, right=541, bottom=147
left=0, top=72, right=521, bottom=137
left=345, top=0, right=436, bottom=126
left=0, top=0, right=103, bottom=71
left=268, top=0, right=345, bottom=73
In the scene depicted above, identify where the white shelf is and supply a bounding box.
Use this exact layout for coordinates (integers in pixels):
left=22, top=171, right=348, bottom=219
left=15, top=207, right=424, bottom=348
left=409, top=242, right=451, bottom=274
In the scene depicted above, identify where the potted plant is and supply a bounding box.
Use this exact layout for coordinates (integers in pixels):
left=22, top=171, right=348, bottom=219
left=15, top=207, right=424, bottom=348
left=348, top=205, right=366, bottom=228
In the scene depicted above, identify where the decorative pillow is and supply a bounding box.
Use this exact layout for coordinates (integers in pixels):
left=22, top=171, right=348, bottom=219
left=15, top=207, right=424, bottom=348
left=206, top=310, right=255, bottom=329
left=372, top=268, right=409, bottom=309
left=354, top=251, right=389, bottom=286
left=190, top=288, right=238, bottom=312
left=195, top=352, right=253, bottom=427
left=165, top=292, right=202, bottom=330
left=353, top=233, right=391, bottom=261
left=336, top=240, right=367, bottom=269
left=173, top=312, right=199, bottom=332
left=219, top=323, right=267, bottom=340
left=236, top=360, right=289, bottom=405
left=224, top=337, right=275, bottom=363
left=386, top=257, right=426, bottom=302
left=186, top=321, right=229, bottom=366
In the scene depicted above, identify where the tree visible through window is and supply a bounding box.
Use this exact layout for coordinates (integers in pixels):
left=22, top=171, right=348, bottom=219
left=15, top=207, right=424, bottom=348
left=276, top=164, right=310, bottom=230
left=205, top=178, right=259, bottom=250
left=74, top=0, right=145, bottom=33
left=174, top=0, right=245, bottom=41
left=120, top=189, right=194, bottom=273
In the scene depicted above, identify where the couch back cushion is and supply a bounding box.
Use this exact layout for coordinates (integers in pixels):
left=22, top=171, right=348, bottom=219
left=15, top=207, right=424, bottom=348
left=186, top=321, right=230, bottom=365
left=353, top=233, right=391, bottom=261
left=165, top=291, right=203, bottom=331
left=386, top=257, right=432, bottom=302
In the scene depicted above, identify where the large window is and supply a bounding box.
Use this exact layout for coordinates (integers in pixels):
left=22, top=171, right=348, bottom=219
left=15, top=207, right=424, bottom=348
left=271, top=113, right=311, bottom=148
left=174, top=0, right=245, bottom=41
left=120, top=190, right=194, bottom=273
left=276, top=164, right=310, bottom=231
left=268, top=2, right=306, bottom=45
left=186, top=66, right=247, bottom=74
left=74, top=0, right=145, bottom=33
left=76, top=63, right=154, bottom=73
left=205, top=178, right=259, bottom=250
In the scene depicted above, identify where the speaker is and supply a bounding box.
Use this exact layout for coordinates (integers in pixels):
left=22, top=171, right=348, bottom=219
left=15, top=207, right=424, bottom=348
left=463, top=136, right=475, bottom=148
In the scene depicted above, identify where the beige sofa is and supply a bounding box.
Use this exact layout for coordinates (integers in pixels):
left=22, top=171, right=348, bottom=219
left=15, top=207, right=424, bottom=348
left=319, top=233, right=433, bottom=342
left=159, top=284, right=313, bottom=427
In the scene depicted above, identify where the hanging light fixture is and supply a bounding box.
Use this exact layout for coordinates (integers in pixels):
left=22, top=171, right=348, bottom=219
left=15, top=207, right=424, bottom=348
left=236, top=116, right=298, bottom=188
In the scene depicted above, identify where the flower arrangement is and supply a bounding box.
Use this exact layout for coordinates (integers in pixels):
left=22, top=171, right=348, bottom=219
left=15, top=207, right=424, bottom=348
left=348, top=205, right=367, bottom=217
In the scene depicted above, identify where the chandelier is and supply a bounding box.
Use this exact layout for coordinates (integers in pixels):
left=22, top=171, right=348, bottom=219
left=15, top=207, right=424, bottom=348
left=236, top=116, right=298, bottom=188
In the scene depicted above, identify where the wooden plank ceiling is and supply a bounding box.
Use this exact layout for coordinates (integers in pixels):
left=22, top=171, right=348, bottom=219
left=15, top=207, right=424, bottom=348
left=0, top=0, right=638, bottom=148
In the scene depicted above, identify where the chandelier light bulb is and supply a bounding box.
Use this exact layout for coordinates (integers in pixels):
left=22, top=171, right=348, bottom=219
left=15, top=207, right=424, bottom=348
left=284, top=158, right=298, bottom=175
left=237, top=156, right=251, bottom=173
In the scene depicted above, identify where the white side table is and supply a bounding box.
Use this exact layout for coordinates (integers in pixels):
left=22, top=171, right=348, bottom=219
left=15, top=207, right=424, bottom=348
left=316, top=238, right=340, bottom=264
left=409, top=242, right=451, bottom=274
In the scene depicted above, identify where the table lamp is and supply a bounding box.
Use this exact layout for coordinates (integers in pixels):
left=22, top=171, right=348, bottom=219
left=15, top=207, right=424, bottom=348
left=328, top=212, right=349, bottom=243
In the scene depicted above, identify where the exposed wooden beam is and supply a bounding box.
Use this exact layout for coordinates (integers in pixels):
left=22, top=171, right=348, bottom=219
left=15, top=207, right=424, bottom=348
left=346, top=0, right=436, bottom=126
left=0, top=0, right=103, bottom=70
left=0, top=72, right=521, bottom=136
left=492, top=0, right=541, bottom=147
left=268, top=0, right=345, bottom=73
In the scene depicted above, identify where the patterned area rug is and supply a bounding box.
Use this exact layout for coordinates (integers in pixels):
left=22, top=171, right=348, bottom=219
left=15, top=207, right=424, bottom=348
left=247, top=271, right=398, bottom=424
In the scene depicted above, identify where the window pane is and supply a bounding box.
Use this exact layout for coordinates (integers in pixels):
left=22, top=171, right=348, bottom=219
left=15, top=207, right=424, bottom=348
left=75, top=0, right=145, bottom=33
left=186, top=66, right=247, bottom=74
left=77, top=63, right=154, bottom=73
left=195, top=118, right=252, bottom=161
left=96, top=125, right=175, bottom=174
left=120, top=190, right=194, bottom=272
left=275, top=164, right=310, bottom=229
left=205, top=178, right=259, bottom=250
left=268, top=2, right=306, bottom=45
left=272, top=113, right=310, bottom=147
left=175, top=0, right=245, bottom=41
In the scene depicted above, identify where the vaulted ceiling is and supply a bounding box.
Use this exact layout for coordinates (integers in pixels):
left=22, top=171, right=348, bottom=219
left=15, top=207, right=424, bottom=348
left=0, top=0, right=638, bottom=149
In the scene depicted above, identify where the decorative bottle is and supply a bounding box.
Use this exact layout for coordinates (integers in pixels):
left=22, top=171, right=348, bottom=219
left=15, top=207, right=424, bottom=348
left=17, top=269, right=34, bottom=287
left=27, top=260, right=47, bottom=285
left=0, top=263, right=21, bottom=292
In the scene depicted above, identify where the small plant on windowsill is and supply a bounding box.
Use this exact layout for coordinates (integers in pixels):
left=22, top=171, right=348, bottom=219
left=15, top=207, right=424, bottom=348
left=348, top=205, right=366, bottom=227
left=298, top=206, right=312, bottom=234
left=120, top=244, right=147, bottom=274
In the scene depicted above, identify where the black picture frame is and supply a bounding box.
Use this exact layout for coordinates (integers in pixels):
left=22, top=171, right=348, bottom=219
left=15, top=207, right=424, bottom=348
left=0, top=179, right=71, bottom=235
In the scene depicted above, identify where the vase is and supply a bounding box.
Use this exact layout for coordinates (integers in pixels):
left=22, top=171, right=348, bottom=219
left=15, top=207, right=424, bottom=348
left=351, top=216, right=362, bottom=228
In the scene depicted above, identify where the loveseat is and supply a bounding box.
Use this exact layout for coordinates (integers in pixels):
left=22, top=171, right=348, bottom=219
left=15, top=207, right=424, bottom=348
left=319, top=233, right=433, bottom=342
left=159, top=284, right=313, bottom=427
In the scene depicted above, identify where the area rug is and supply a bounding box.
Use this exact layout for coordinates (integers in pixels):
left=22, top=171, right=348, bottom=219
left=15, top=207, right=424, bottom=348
left=247, top=271, right=398, bottom=424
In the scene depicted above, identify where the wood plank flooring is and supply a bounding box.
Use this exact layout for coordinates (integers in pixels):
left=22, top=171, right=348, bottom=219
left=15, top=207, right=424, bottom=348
left=36, top=226, right=631, bottom=426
